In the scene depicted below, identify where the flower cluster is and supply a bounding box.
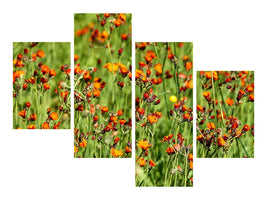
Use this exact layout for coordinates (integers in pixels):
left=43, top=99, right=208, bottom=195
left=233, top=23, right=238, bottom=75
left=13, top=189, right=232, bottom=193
left=196, top=71, right=254, bottom=158
left=135, top=42, right=193, bottom=187
left=13, top=42, right=70, bottom=129
left=74, top=13, right=132, bottom=158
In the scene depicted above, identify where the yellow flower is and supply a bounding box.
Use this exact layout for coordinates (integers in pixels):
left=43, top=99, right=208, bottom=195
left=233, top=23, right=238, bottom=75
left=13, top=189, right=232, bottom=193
left=169, top=95, right=177, bottom=103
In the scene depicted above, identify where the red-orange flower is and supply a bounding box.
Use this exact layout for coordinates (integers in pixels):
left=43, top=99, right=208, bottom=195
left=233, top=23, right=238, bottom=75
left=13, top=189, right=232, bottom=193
left=248, top=94, right=254, bottom=102
left=197, top=105, right=204, bottom=112
left=114, top=18, right=122, bottom=27
left=225, top=98, right=234, bottom=106
left=144, top=50, right=157, bottom=63
left=161, top=134, right=173, bottom=142
left=111, top=148, right=124, bottom=158
left=149, top=160, right=156, bottom=167
left=49, top=69, right=56, bottom=77
left=202, top=91, right=210, bottom=99
left=242, top=124, right=250, bottom=132
left=25, top=102, right=31, bottom=108
left=139, top=157, right=146, bottom=167
left=36, top=49, right=45, bottom=58
left=43, top=83, right=50, bottom=90
left=41, top=65, right=50, bottom=74
left=101, top=106, right=109, bottom=113
left=50, top=112, right=58, bottom=121
left=18, top=110, right=26, bottom=118
left=166, top=147, right=175, bottom=155
left=28, top=124, right=36, bottom=129
left=217, top=137, right=226, bottom=147
left=79, top=139, right=87, bottom=148
left=188, top=153, right=193, bottom=161
left=30, top=113, right=37, bottom=121
left=42, top=122, right=50, bottom=129
left=125, top=146, right=132, bottom=153
left=207, top=122, right=215, bottom=130
left=137, top=140, right=152, bottom=150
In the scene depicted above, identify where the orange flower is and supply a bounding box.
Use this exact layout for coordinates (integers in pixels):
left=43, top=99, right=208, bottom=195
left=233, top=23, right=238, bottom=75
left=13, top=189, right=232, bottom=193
left=104, top=13, right=110, bottom=18
left=36, top=49, right=45, bottom=58
left=74, top=65, right=83, bottom=74
left=83, top=71, right=92, bottom=81
left=202, top=91, right=210, bottom=99
left=121, top=33, right=128, bottom=40
left=139, top=157, right=146, bottom=167
left=25, top=102, right=31, bottom=108
left=125, top=146, right=132, bottom=153
left=154, top=63, right=162, bottom=74
left=117, top=110, right=123, bottom=116
left=144, top=50, right=157, bottom=63
left=185, top=80, right=193, bottom=89
left=139, top=42, right=147, bottom=50
left=79, top=139, right=87, bottom=148
left=103, top=63, right=119, bottom=73
left=189, top=161, right=193, bottom=170
left=109, top=116, right=117, bottom=123
left=49, top=69, right=56, bottom=77
left=101, top=30, right=108, bottom=39
left=207, top=122, right=215, bottom=130
left=114, top=18, right=122, bottom=27
left=74, top=54, right=79, bottom=62
left=223, top=134, right=229, bottom=141
left=225, top=98, right=234, bottom=106
left=147, top=115, right=158, bottom=124
left=197, top=105, right=204, bottom=112
left=161, top=134, right=173, bottom=142
left=248, top=94, right=254, bottom=102
left=217, top=137, right=226, bottom=147
left=166, top=147, right=175, bottom=155
left=185, top=61, right=193, bottom=71
left=118, top=13, right=126, bottom=21
left=137, top=140, right=152, bottom=150
left=93, top=89, right=100, bottom=97
left=119, top=119, right=126, bottom=125
left=242, top=124, right=250, bottom=132
left=53, top=122, right=61, bottom=129
left=196, top=134, right=203, bottom=142
left=246, top=85, right=254, bottom=93
left=18, top=110, right=26, bottom=118
left=28, top=124, right=36, bottom=129
left=149, top=160, right=156, bottom=167
left=50, top=112, right=58, bottom=121
left=101, top=106, right=109, bottom=113
left=42, top=122, right=50, bottom=129
left=111, top=148, right=124, bottom=158
left=76, top=104, right=84, bottom=111
left=205, top=71, right=218, bottom=80
left=43, top=83, right=50, bottom=90
left=41, top=65, right=50, bottom=74
left=30, top=113, right=37, bottom=121
left=114, top=137, right=120, bottom=145
left=13, top=71, right=25, bottom=83
left=60, top=91, right=68, bottom=98
left=23, top=83, right=28, bottom=90
left=183, top=113, right=190, bottom=120
left=188, top=153, right=193, bottom=161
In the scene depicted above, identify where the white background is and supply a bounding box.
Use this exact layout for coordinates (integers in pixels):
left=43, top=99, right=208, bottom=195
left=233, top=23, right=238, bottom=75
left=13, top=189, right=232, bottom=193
left=1, top=0, right=266, bottom=199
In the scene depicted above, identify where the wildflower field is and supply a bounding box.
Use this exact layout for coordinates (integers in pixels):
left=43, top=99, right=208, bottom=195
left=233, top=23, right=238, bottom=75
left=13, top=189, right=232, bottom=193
left=196, top=71, right=254, bottom=158
left=74, top=14, right=132, bottom=158
left=13, top=42, right=71, bottom=129
left=135, top=42, right=193, bottom=186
